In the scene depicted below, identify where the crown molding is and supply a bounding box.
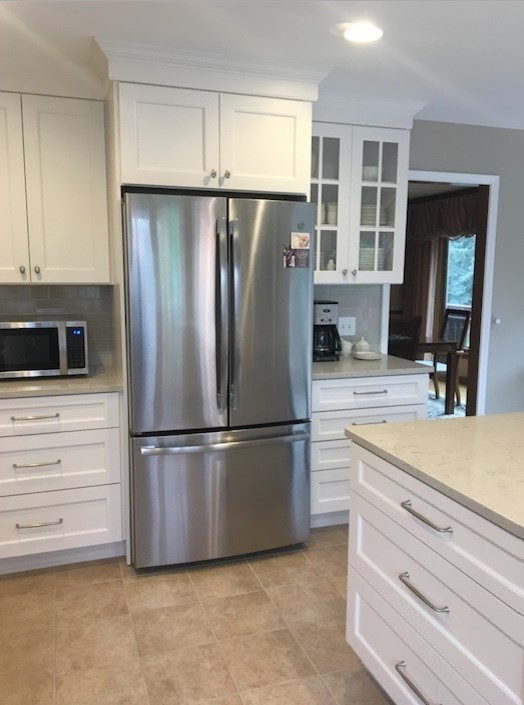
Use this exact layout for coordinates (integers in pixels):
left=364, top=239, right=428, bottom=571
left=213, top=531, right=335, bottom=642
left=313, top=94, right=427, bottom=129
left=92, top=38, right=325, bottom=101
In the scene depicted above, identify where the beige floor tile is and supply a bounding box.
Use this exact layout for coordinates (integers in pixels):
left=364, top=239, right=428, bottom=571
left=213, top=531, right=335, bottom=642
left=203, top=590, right=285, bottom=640
left=326, top=573, right=348, bottom=599
left=0, top=591, right=54, bottom=635
left=0, top=569, right=54, bottom=598
left=247, top=551, right=323, bottom=589
left=141, top=643, right=237, bottom=705
left=304, top=545, right=348, bottom=577
left=189, top=560, right=262, bottom=599
left=0, top=628, right=54, bottom=679
left=119, top=556, right=139, bottom=577
left=291, top=623, right=360, bottom=674
left=132, top=602, right=215, bottom=656
left=322, top=666, right=393, bottom=705
left=55, top=613, right=139, bottom=674
left=305, top=526, right=349, bottom=549
left=1, top=670, right=54, bottom=705
left=267, top=581, right=346, bottom=629
left=241, top=675, right=338, bottom=705
left=54, top=558, right=122, bottom=588
left=55, top=580, right=129, bottom=622
left=124, top=570, right=197, bottom=613
left=219, top=628, right=315, bottom=692
left=55, top=661, right=149, bottom=705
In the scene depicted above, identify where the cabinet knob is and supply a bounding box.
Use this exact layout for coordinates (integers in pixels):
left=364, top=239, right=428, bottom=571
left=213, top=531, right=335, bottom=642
left=19, top=265, right=26, bottom=274
left=342, top=268, right=348, bottom=276
left=210, top=169, right=217, bottom=178
left=351, top=269, right=357, bottom=276
left=34, top=265, right=41, bottom=274
left=224, top=170, right=231, bottom=179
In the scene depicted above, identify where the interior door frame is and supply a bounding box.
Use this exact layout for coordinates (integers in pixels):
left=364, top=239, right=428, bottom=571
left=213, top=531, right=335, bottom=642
left=380, top=170, right=499, bottom=415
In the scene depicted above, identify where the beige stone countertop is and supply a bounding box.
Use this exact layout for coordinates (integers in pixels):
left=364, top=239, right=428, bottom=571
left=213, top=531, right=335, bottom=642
left=0, top=368, right=122, bottom=398
left=313, top=354, right=430, bottom=380
left=346, top=412, right=524, bottom=539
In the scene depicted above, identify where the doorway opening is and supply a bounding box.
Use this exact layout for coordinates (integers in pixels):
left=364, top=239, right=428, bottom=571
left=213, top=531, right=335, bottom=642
left=385, top=170, right=499, bottom=417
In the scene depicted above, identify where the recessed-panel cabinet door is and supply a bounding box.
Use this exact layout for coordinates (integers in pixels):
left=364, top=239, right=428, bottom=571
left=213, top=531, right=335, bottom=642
left=22, top=95, right=110, bottom=283
left=220, top=93, right=311, bottom=194
left=119, top=83, right=220, bottom=188
left=0, top=91, right=30, bottom=283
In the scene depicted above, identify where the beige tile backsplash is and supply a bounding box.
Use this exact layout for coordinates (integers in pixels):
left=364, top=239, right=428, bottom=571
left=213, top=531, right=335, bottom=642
left=0, top=285, right=116, bottom=372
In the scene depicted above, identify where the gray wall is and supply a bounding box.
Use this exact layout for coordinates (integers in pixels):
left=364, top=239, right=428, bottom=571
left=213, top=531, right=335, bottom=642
left=410, top=120, right=524, bottom=413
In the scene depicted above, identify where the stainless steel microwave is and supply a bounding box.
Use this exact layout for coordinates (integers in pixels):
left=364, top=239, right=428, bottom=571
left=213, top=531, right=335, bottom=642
left=0, top=321, right=88, bottom=379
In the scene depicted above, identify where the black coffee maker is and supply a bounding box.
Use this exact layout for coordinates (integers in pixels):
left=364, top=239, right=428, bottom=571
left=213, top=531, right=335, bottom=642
left=313, top=301, right=341, bottom=361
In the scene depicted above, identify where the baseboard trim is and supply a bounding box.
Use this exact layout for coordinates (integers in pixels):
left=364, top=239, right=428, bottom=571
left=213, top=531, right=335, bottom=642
left=0, top=541, right=126, bottom=575
left=310, top=510, right=349, bottom=528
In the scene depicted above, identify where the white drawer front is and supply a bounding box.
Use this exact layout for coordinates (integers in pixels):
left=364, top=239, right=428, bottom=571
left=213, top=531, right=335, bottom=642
left=0, top=393, right=119, bottom=437
left=0, top=485, right=122, bottom=558
left=311, top=439, right=350, bottom=471
left=312, top=405, right=425, bottom=442
left=311, top=467, right=349, bottom=515
left=352, top=493, right=524, bottom=705
left=347, top=568, right=489, bottom=705
left=312, top=374, right=427, bottom=412
left=352, top=445, right=524, bottom=615
left=0, top=428, right=121, bottom=496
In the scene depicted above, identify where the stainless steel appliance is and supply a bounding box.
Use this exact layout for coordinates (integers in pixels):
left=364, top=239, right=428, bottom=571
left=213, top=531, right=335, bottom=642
left=123, top=191, right=314, bottom=568
left=0, top=321, right=88, bottom=379
left=313, top=301, right=341, bottom=361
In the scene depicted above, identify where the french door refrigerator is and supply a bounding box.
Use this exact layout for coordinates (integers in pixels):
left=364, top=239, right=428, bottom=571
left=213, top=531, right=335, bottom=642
left=123, top=191, right=314, bottom=568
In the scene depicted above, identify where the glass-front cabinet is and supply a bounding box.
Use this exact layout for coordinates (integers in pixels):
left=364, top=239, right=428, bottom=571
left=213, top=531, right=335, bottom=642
left=310, top=123, right=351, bottom=284
left=311, top=123, right=410, bottom=284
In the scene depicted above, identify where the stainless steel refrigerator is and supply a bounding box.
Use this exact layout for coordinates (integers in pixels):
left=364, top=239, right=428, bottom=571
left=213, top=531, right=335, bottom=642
left=123, top=191, right=315, bottom=568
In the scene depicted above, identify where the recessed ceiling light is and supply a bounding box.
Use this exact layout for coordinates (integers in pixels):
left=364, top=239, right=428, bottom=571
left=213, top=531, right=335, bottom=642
left=331, top=21, right=383, bottom=44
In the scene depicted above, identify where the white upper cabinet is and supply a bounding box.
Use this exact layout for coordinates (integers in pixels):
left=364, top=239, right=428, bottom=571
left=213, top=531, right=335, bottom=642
left=118, top=83, right=312, bottom=194
left=0, top=92, right=30, bottom=283
left=0, top=92, right=110, bottom=284
left=311, top=123, right=410, bottom=284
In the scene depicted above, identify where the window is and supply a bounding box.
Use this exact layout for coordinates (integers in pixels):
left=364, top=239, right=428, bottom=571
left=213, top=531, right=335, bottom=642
left=446, top=235, right=475, bottom=308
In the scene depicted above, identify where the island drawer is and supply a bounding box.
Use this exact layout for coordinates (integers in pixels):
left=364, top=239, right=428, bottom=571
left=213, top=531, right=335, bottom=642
left=311, top=405, right=425, bottom=442
left=0, top=393, right=119, bottom=437
left=351, top=445, right=524, bottom=616
left=351, top=492, right=524, bottom=705
left=312, top=374, right=427, bottom=412
left=347, top=568, right=489, bottom=705
left=0, top=485, right=122, bottom=559
left=0, top=428, right=121, bottom=496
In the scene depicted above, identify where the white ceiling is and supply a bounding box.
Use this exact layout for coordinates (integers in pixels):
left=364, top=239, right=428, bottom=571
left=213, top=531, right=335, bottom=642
left=1, top=0, right=524, bottom=129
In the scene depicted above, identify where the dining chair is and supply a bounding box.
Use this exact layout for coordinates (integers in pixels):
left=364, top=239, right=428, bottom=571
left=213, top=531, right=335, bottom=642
left=387, top=315, right=422, bottom=361
left=432, top=308, right=471, bottom=405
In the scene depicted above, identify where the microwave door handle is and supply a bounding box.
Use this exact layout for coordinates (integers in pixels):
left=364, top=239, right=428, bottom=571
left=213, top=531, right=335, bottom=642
left=229, top=218, right=240, bottom=410
left=216, top=217, right=229, bottom=413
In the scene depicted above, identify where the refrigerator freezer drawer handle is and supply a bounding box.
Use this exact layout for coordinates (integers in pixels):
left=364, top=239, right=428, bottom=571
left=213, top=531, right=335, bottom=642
left=139, top=432, right=309, bottom=456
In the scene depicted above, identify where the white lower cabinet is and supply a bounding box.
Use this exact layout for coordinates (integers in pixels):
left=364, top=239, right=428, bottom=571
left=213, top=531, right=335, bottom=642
left=0, top=392, right=122, bottom=560
left=310, top=374, right=427, bottom=523
left=347, top=444, right=524, bottom=705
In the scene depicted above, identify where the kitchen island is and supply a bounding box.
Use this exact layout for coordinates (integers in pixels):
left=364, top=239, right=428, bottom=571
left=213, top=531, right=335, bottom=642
left=345, top=413, right=523, bottom=705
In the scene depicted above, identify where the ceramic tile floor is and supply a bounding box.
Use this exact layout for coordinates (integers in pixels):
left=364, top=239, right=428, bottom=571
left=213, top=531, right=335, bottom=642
left=0, top=525, right=393, bottom=705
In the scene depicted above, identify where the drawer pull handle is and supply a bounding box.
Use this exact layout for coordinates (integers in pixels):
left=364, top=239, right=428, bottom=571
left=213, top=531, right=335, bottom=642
left=13, top=459, right=62, bottom=469
left=15, top=518, right=63, bottom=530
left=10, top=413, right=60, bottom=422
left=398, top=572, right=449, bottom=613
left=353, top=389, right=388, bottom=396
left=351, top=420, right=387, bottom=426
left=395, top=661, right=440, bottom=705
left=400, top=500, right=453, bottom=534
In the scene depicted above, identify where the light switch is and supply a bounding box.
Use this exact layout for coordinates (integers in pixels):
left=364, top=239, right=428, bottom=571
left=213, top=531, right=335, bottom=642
left=338, top=316, right=356, bottom=336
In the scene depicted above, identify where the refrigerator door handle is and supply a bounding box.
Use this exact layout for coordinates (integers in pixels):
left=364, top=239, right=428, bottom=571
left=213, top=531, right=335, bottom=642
left=139, top=431, right=309, bottom=456
left=229, top=217, right=240, bottom=410
left=216, top=217, right=229, bottom=413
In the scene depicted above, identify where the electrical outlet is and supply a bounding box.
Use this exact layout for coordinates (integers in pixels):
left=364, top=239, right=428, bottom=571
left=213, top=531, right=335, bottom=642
left=338, top=316, right=356, bottom=336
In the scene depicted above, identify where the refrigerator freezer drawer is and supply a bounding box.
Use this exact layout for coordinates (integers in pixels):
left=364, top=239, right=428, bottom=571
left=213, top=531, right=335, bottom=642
left=131, top=425, right=310, bottom=568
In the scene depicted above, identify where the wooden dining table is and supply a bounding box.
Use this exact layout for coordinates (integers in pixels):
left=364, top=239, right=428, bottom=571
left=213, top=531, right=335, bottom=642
left=415, top=338, right=459, bottom=415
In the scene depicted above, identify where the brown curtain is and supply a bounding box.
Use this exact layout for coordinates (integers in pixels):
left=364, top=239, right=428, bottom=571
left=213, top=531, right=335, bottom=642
left=402, top=189, right=478, bottom=343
